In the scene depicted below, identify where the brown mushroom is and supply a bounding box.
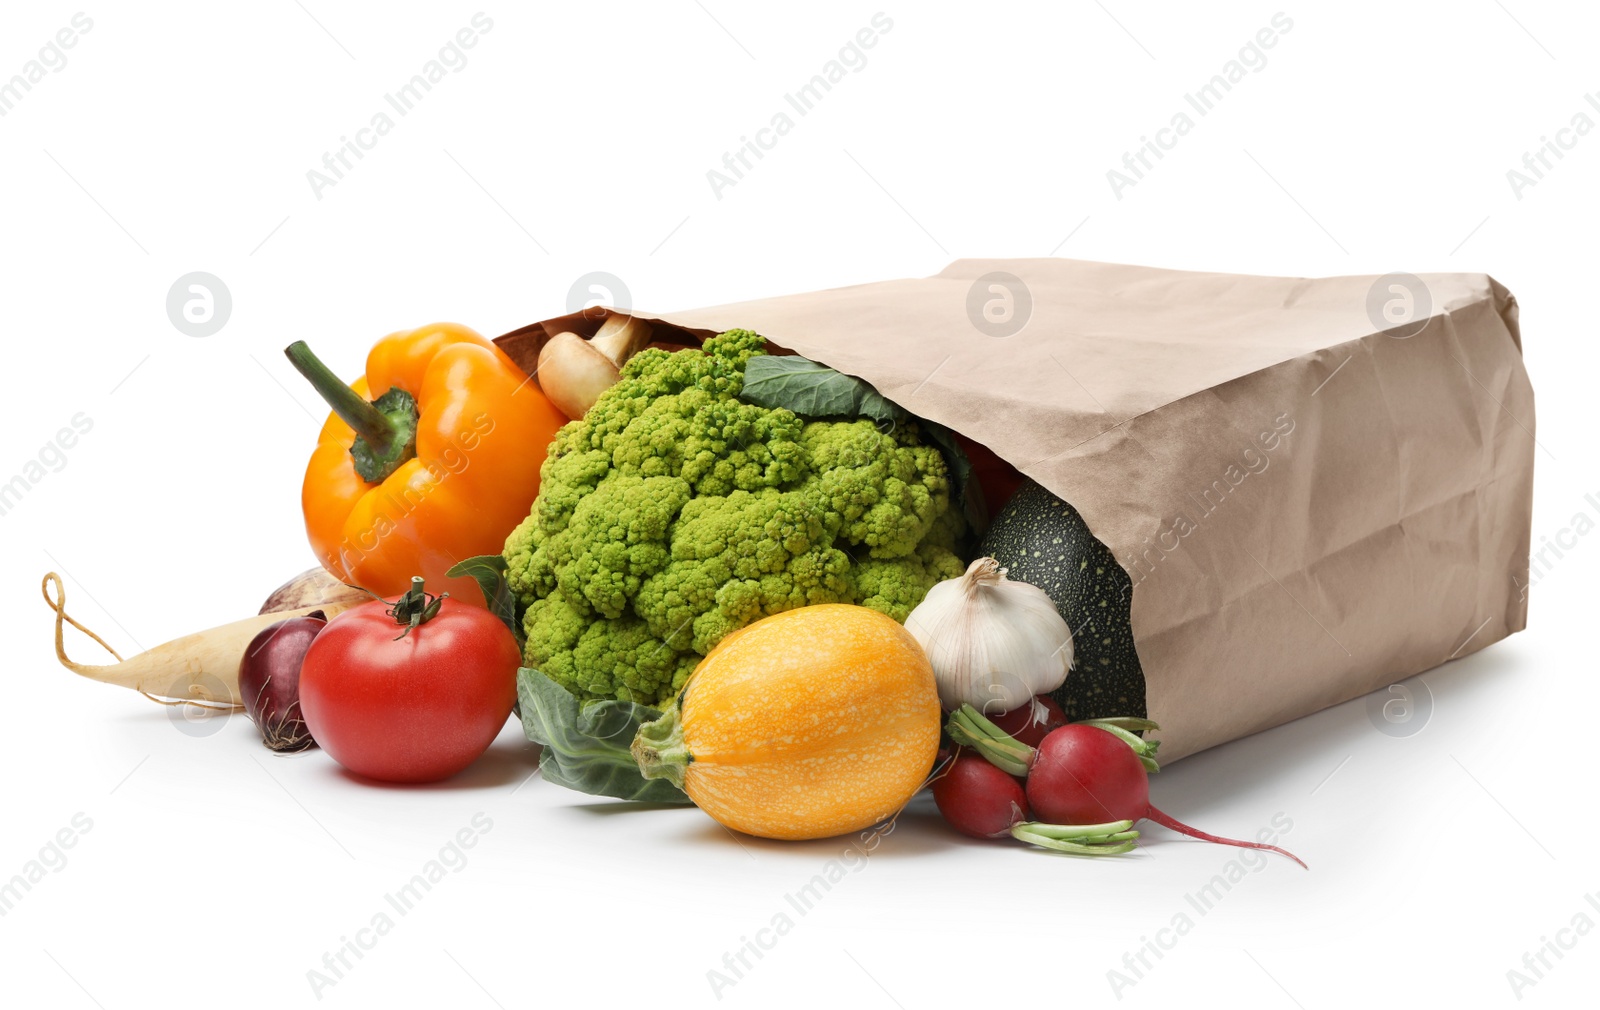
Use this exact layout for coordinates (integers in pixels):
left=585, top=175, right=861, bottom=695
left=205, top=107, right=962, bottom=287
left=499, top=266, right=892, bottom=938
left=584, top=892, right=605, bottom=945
left=536, top=314, right=653, bottom=419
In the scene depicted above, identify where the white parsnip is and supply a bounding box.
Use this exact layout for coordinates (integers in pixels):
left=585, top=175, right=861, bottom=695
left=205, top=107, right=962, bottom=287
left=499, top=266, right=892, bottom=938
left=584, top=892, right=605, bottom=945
left=42, top=572, right=358, bottom=707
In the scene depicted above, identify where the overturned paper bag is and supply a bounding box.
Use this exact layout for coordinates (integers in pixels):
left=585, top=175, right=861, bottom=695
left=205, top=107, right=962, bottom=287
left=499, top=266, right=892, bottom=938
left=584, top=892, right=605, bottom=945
left=498, top=258, right=1534, bottom=762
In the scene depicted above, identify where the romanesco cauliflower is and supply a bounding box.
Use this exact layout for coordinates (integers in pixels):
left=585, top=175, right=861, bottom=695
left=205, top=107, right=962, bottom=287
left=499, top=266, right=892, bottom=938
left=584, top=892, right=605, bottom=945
left=504, top=329, right=965, bottom=705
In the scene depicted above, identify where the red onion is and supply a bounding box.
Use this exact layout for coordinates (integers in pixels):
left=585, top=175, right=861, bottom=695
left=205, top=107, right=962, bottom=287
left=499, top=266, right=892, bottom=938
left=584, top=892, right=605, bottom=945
left=238, top=612, right=326, bottom=752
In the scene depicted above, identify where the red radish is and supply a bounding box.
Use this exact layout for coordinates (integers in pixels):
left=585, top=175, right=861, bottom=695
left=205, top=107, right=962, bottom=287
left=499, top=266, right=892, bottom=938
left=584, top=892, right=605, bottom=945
left=988, top=696, right=1067, bottom=747
left=1027, top=724, right=1306, bottom=868
left=933, top=752, right=1030, bottom=839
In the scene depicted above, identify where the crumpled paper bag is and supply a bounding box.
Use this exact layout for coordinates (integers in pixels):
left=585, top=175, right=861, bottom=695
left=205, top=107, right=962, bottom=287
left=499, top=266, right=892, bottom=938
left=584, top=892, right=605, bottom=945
left=498, top=258, right=1534, bottom=761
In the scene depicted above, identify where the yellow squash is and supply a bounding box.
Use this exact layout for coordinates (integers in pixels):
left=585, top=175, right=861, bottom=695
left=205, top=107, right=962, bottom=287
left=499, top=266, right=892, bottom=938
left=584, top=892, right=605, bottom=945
left=633, top=604, right=941, bottom=840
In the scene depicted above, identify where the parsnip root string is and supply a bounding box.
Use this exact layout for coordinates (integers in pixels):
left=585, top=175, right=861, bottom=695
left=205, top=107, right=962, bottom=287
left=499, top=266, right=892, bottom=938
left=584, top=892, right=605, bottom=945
left=43, top=571, right=123, bottom=664
left=41, top=572, right=243, bottom=713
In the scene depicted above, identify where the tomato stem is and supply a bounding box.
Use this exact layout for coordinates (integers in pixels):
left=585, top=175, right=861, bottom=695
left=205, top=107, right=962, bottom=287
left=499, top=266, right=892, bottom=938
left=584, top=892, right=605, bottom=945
left=387, top=576, right=447, bottom=639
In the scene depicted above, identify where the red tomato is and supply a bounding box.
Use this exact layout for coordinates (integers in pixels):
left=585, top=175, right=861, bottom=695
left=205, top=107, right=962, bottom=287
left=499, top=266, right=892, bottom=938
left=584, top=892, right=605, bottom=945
left=299, top=587, right=520, bottom=783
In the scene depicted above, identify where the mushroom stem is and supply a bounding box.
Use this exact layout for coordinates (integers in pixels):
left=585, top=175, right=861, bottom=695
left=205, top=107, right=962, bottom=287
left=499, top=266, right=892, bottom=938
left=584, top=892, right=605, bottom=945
left=590, top=314, right=652, bottom=365
left=536, top=314, right=653, bottom=419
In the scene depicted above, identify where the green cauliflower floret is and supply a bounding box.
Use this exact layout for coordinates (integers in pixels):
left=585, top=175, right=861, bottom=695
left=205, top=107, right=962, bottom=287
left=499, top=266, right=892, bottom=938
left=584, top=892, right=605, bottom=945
left=504, top=328, right=966, bottom=705
left=635, top=487, right=856, bottom=654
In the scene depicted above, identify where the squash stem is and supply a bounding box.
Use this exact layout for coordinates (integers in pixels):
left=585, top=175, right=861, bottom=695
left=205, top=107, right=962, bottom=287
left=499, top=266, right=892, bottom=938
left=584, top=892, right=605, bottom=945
left=632, top=700, right=692, bottom=790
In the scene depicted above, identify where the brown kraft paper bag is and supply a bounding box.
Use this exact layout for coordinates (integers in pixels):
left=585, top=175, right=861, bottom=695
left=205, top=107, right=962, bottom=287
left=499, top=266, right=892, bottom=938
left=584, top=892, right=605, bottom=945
left=497, top=258, right=1535, bottom=762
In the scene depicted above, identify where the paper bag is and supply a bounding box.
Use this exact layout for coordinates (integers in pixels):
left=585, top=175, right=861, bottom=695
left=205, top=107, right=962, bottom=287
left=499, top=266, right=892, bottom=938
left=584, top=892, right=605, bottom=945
left=498, top=258, right=1534, bottom=762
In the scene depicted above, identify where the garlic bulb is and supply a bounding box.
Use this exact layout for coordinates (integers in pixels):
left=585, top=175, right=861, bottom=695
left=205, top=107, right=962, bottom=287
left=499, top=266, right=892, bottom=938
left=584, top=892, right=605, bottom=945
left=904, top=557, right=1073, bottom=713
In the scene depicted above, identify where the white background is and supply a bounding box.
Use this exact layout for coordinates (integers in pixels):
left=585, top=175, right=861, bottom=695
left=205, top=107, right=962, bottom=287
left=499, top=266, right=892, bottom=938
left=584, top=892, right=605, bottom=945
left=2, top=2, right=1596, bottom=1008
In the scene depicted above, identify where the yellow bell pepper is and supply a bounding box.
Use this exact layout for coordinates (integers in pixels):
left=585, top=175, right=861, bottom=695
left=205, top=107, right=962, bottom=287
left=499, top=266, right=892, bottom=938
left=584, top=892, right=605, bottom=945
left=286, top=323, right=567, bottom=601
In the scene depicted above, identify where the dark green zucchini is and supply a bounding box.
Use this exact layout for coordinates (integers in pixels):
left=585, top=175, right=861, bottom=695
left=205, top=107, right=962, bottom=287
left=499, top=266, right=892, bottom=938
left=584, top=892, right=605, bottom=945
left=977, top=479, right=1145, bottom=721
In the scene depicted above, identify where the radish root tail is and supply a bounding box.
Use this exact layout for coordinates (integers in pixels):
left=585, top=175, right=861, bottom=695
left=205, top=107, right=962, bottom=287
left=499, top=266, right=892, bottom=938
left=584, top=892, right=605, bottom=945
left=1144, top=806, right=1308, bottom=869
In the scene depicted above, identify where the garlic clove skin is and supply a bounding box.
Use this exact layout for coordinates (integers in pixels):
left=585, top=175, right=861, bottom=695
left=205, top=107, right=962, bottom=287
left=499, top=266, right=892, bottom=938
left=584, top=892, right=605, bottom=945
left=904, top=557, right=1074, bottom=714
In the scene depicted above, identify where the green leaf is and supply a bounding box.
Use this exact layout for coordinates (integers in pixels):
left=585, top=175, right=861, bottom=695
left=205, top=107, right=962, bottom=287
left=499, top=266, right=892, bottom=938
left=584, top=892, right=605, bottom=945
left=740, top=354, right=909, bottom=426
left=739, top=353, right=986, bottom=535
left=447, top=555, right=523, bottom=646
left=516, top=668, right=692, bottom=804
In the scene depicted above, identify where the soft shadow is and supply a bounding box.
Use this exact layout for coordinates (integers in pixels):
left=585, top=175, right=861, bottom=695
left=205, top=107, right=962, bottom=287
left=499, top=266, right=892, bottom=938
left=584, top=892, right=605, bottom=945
left=572, top=800, right=699, bottom=815
left=333, top=736, right=542, bottom=792
left=664, top=794, right=959, bottom=861
left=1152, top=642, right=1525, bottom=814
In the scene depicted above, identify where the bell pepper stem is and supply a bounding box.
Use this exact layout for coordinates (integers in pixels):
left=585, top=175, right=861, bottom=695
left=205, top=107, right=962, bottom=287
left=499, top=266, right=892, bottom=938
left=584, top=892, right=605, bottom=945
left=284, top=341, right=395, bottom=453
left=284, top=341, right=419, bottom=483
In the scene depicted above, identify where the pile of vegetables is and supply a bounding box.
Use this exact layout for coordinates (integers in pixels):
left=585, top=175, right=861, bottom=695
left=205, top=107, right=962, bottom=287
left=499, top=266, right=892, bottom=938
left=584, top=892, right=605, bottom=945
left=45, top=322, right=547, bottom=783
left=44, top=566, right=363, bottom=709
left=40, top=308, right=1301, bottom=870
left=502, top=327, right=969, bottom=707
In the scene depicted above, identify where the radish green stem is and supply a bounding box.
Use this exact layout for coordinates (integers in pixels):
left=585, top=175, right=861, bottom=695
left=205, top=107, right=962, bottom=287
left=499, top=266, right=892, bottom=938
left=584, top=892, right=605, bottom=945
left=1074, top=720, right=1161, bottom=761
left=946, top=704, right=1036, bottom=775
left=1012, top=823, right=1140, bottom=856
left=1077, top=716, right=1159, bottom=733
left=1016, top=819, right=1135, bottom=840
left=949, top=706, right=1163, bottom=778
